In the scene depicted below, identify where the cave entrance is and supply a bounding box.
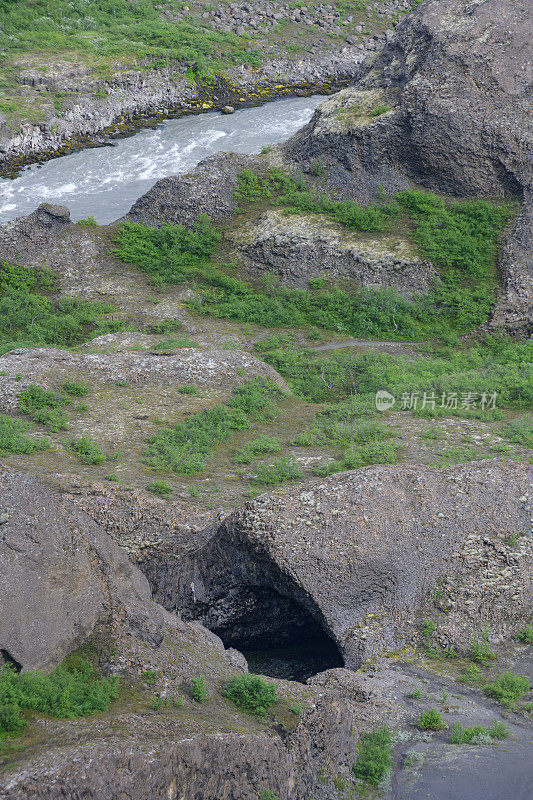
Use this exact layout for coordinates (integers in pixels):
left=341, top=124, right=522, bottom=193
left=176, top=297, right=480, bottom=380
left=205, top=585, right=344, bottom=682
left=0, top=649, right=22, bottom=672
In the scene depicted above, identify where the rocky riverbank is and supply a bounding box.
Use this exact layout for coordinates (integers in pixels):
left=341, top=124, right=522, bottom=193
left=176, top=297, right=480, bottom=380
left=0, top=0, right=410, bottom=176
left=0, top=50, right=361, bottom=178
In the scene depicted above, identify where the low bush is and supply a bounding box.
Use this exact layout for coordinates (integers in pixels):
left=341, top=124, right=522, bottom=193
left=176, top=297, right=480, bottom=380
left=459, top=665, right=484, bottom=683
left=67, top=435, right=106, bottom=464
left=233, top=435, right=282, bottom=464
left=0, top=262, right=120, bottom=351
left=484, top=672, right=530, bottom=708
left=252, top=455, right=304, bottom=485
left=18, top=385, right=70, bottom=431
left=470, top=627, right=496, bottom=666
left=0, top=659, right=119, bottom=735
left=147, top=480, right=172, bottom=496
left=417, top=708, right=446, bottom=731
left=503, top=414, right=533, bottom=447
left=352, top=726, right=392, bottom=786
left=191, top=676, right=207, bottom=703
left=515, top=625, right=533, bottom=645
left=0, top=415, right=48, bottom=455
left=113, top=215, right=220, bottom=286
left=222, top=674, right=277, bottom=717
left=449, top=721, right=509, bottom=744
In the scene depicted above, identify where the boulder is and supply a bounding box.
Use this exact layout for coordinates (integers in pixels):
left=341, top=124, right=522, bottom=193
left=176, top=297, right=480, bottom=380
left=172, top=460, right=532, bottom=667
left=0, top=469, right=164, bottom=671
left=125, top=152, right=257, bottom=228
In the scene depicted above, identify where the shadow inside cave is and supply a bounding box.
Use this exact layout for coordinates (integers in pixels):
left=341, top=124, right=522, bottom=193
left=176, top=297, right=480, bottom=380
left=203, top=585, right=344, bottom=682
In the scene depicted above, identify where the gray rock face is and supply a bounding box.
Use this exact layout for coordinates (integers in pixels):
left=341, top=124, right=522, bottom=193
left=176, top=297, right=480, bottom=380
left=229, top=208, right=437, bottom=295
left=283, top=0, right=533, bottom=333
left=172, top=460, right=532, bottom=667
left=125, top=152, right=255, bottom=228
left=0, top=469, right=164, bottom=671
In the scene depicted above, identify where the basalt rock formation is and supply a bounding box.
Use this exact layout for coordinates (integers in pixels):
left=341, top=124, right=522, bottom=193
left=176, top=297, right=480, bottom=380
left=282, top=0, right=533, bottom=332
left=170, top=460, right=532, bottom=667
left=0, top=468, right=165, bottom=671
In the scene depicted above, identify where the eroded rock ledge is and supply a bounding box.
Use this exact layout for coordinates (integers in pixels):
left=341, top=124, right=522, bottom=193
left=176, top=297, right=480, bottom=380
left=164, top=460, right=532, bottom=667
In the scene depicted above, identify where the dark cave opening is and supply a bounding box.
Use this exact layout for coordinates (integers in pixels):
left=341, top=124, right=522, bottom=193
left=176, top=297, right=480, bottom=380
left=205, top=585, right=344, bottom=682
left=0, top=649, right=22, bottom=672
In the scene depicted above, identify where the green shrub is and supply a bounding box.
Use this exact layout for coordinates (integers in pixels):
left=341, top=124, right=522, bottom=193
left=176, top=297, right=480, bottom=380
left=484, top=672, right=530, bottom=707
left=144, top=379, right=282, bottom=474
left=62, top=381, right=89, bottom=396
left=178, top=385, right=199, bottom=395
left=76, top=217, right=98, bottom=227
left=147, top=480, right=172, bottom=496
left=352, top=726, right=392, bottom=786
left=191, top=676, right=207, bottom=703
left=503, top=414, right=533, bottom=447
left=342, top=441, right=400, bottom=469
left=0, top=659, right=119, bottom=735
left=470, top=627, right=496, bottom=665
left=222, top=674, right=277, bottom=717
left=515, top=625, right=533, bottom=644
left=0, top=262, right=120, bottom=351
left=369, top=104, right=391, bottom=116
left=253, top=455, right=304, bottom=485
left=459, top=665, right=484, bottom=683
left=234, top=435, right=282, bottom=464
left=259, top=792, right=280, bottom=800
left=113, top=215, right=220, bottom=286
left=449, top=721, right=509, bottom=744
left=417, top=708, right=446, bottom=731
left=67, top=435, right=106, bottom=464
left=0, top=415, right=49, bottom=454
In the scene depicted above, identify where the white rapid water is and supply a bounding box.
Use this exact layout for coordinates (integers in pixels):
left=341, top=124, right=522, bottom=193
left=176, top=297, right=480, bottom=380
left=0, top=94, right=324, bottom=225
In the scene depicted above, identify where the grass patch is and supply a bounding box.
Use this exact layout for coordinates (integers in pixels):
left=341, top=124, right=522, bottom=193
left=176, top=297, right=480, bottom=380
left=233, top=435, right=282, bottom=464
left=352, top=726, right=392, bottom=786
left=252, top=454, right=304, bottom=485
left=143, top=379, right=283, bottom=474
left=18, top=384, right=70, bottom=431
left=0, top=262, right=122, bottom=352
left=0, top=658, right=119, bottom=736
left=0, top=0, right=262, bottom=76
left=222, top=674, right=278, bottom=718
left=0, top=414, right=48, bottom=454
left=484, top=672, right=530, bottom=708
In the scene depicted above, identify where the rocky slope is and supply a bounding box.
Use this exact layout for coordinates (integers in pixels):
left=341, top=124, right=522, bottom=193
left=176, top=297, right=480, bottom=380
left=150, top=460, right=533, bottom=666
left=282, top=0, right=533, bottom=332
left=0, top=469, right=366, bottom=800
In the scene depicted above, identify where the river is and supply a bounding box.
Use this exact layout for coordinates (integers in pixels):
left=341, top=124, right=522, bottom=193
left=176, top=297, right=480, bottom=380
left=0, top=94, right=323, bottom=225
